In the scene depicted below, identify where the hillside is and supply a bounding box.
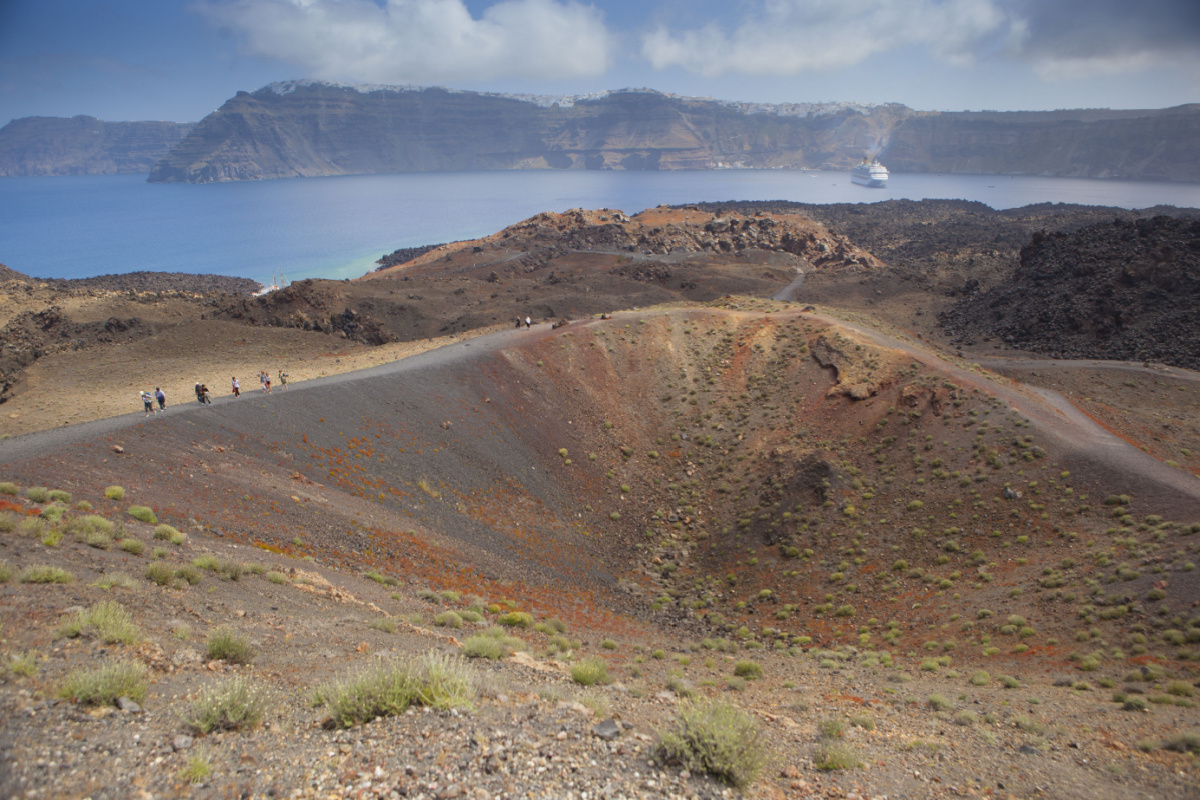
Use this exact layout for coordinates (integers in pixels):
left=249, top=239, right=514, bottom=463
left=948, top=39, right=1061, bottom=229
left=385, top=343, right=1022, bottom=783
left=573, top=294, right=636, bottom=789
left=0, top=116, right=194, bottom=176
left=146, top=82, right=1200, bottom=183
left=2, top=306, right=1199, bottom=798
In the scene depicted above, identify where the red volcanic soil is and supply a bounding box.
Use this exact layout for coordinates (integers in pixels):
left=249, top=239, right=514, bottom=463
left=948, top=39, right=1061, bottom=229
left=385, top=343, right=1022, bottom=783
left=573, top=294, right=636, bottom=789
left=2, top=304, right=1200, bottom=800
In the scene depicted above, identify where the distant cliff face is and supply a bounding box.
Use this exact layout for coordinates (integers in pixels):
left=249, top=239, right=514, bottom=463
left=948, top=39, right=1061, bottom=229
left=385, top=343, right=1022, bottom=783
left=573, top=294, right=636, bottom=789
left=148, top=83, right=907, bottom=183
left=886, top=106, right=1200, bottom=181
left=144, top=83, right=1200, bottom=184
left=0, top=116, right=194, bottom=176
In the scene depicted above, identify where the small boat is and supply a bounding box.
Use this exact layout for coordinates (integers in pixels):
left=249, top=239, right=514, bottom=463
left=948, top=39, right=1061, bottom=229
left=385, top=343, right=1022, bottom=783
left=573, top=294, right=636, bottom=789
left=850, top=158, right=889, bottom=188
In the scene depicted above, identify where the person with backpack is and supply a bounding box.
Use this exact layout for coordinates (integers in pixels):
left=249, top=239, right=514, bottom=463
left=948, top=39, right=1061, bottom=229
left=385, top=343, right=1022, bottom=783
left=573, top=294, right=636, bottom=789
left=154, top=387, right=166, bottom=410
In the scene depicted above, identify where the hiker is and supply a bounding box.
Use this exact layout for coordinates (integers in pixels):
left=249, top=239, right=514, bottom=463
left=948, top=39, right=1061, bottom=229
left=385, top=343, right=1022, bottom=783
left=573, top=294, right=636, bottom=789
left=515, top=317, right=522, bottom=329
left=525, top=316, right=531, bottom=329
left=199, top=384, right=213, bottom=405
left=154, top=387, right=166, bottom=410
left=141, top=391, right=155, bottom=416
left=278, top=369, right=287, bottom=389
left=231, top=377, right=240, bottom=397
left=195, top=383, right=204, bottom=404
left=264, top=373, right=272, bottom=393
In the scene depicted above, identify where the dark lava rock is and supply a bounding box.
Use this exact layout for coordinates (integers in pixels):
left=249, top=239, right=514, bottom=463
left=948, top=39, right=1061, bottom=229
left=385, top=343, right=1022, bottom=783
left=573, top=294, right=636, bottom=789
left=939, top=216, right=1200, bottom=370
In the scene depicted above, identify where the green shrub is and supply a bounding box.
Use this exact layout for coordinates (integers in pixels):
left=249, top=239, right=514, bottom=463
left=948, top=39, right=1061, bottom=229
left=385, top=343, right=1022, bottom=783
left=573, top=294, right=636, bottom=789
left=497, top=611, right=533, bottom=628
left=657, top=699, right=765, bottom=788
left=179, top=754, right=211, bottom=784
left=570, top=657, right=610, bottom=686
left=19, top=565, right=73, bottom=584
left=602, top=638, right=618, bottom=650
left=1161, top=732, right=1200, bottom=753
left=462, top=627, right=525, bottom=659
left=217, top=560, right=243, bottom=581
left=267, top=571, right=289, bottom=584
left=207, top=626, right=255, bottom=664
left=0, top=481, right=17, bottom=495
left=316, top=651, right=476, bottom=727
left=127, top=506, right=157, bottom=524
left=928, top=694, right=952, bottom=711
left=849, top=714, right=874, bottom=731
left=175, top=566, right=202, bottom=585
left=118, top=538, right=144, bottom=555
left=1123, top=696, right=1149, bottom=712
left=58, top=600, right=141, bottom=645
left=145, top=561, right=175, bottom=587
left=47, top=489, right=72, bottom=504
left=0, top=561, right=12, bottom=583
left=815, top=741, right=861, bottom=771
left=104, top=486, right=126, bottom=500
left=6, top=650, right=39, bottom=677
left=733, top=660, right=763, bottom=679
left=58, top=661, right=147, bottom=706
left=182, top=676, right=268, bottom=733
left=434, top=611, right=463, bottom=629
left=369, top=618, right=398, bottom=633
left=94, top=573, right=136, bottom=590
left=970, top=670, right=991, bottom=686
left=192, top=554, right=219, bottom=571
left=153, top=524, right=184, bottom=544
left=25, top=487, right=49, bottom=503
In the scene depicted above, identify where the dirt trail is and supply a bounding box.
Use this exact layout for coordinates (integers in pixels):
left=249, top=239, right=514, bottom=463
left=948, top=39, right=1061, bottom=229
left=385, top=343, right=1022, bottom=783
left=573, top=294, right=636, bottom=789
left=5, top=306, right=1200, bottom=520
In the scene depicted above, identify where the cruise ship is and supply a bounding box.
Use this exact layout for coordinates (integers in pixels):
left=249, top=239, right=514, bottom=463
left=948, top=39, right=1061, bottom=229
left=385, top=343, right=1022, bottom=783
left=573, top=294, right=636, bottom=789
left=850, top=158, right=889, bottom=188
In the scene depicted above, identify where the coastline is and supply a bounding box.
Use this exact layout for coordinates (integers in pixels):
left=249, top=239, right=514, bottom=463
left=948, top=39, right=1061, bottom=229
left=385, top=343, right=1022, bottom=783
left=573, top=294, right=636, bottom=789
left=4, top=171, right=1199, bottom=285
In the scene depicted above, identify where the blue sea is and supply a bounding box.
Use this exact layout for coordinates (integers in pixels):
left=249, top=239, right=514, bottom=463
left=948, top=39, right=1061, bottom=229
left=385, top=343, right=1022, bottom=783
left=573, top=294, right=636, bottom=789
left=2, top=170, right=1198, bottom=287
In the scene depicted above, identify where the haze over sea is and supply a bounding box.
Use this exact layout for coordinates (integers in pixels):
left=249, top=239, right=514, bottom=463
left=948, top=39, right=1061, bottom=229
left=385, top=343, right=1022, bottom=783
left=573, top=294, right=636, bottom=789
left=3, top=170, right=1199, bottom=288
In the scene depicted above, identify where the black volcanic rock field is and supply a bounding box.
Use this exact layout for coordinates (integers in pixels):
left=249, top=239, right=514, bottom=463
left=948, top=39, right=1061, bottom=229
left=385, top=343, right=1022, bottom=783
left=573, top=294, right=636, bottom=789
left=2, top=201, right=1200, bottom=798
left=940, top=216, right=1200, bottom=369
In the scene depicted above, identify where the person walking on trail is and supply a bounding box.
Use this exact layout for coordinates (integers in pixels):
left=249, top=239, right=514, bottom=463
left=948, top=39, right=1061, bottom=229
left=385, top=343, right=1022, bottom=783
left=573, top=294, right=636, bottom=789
left=515, top=317, right=522, bottom=329
left=199, top=384, right=213, bottom=405
left=264, top=372, right=272, bottom=393
left=231, top=377, right=240, bottom=397
left=141, top=391, right=155, bottom=416
left=195, top=383, right=205, bottom=404
left=154, top=387, right=166, bottom=410
left=278, top=369, right=287, bottom=389
left=525, top=316, right=531, bottom=329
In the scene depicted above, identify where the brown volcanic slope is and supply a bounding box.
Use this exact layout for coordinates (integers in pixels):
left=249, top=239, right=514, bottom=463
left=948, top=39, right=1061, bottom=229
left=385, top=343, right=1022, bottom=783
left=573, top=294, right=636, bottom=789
left=2, top=306, right=1200, bottom=799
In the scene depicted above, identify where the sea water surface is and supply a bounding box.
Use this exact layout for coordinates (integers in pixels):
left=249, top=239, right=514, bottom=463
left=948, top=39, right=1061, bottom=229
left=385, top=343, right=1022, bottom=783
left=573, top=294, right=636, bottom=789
left=2, top=170, right=1198, bottom=287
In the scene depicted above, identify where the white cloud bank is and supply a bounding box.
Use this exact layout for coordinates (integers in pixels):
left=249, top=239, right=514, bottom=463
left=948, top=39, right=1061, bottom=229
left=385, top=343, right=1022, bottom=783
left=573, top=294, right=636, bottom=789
left=197, top=0, right=612, bottom=84
left=640, top=0, right=1200, bottom=83
left=641, top=0, right=1020, bottom=76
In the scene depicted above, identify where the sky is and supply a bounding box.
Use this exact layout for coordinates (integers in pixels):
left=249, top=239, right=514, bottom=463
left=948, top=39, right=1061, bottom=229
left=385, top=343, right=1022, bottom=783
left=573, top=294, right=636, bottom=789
left=1, top=0, right=1197, bottom=125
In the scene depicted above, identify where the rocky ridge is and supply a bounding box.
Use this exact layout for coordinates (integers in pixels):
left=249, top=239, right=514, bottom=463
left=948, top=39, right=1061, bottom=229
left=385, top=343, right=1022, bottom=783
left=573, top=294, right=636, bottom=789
left=148, top=82, right=1200, bottom=184
left=0, top=116, right=194, bottom=176
left=939, top=215, right=1200, bottom=369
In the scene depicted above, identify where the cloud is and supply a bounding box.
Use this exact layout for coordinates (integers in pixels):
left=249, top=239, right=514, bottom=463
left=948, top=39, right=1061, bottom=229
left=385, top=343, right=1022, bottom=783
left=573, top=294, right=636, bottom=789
left=641, top=0, right=1019, bottom=76
left=1002, top=0, right=1200, bottom=80
left=196, top=0, right=612, bottom=84
left=641, top=0, right=1200, bottom=82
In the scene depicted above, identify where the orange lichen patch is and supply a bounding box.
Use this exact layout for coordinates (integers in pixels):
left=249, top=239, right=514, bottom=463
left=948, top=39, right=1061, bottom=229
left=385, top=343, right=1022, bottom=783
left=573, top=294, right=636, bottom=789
left=0, top=499, right=27, bottom=514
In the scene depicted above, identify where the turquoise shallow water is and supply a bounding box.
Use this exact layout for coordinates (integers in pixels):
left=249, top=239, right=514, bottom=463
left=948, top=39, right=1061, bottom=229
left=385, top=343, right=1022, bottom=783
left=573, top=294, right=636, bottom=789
left=2, top=170, right=1197, bottom=287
